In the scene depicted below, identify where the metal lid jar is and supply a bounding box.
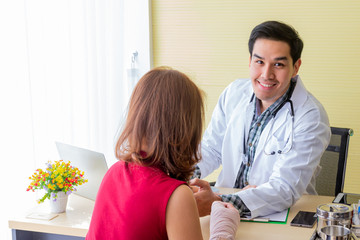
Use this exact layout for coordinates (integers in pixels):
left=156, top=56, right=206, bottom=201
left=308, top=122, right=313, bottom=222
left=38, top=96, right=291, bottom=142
left=317, top=203, right=353, bottom=236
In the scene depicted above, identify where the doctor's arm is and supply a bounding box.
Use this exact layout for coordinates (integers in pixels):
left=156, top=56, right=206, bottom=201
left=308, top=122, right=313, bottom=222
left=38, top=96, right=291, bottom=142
left=237, top=117, right=331, bottom=218
left=195, top=86, right=230, bottom=179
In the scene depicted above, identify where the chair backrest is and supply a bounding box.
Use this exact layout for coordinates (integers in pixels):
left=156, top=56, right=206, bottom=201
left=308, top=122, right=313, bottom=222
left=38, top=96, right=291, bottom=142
left=315, top=127, right=353, bottom=196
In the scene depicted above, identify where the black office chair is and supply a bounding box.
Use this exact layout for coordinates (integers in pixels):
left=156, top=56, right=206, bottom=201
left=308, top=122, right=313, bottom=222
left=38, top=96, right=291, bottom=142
left=315, top=127, right=354, bottom=197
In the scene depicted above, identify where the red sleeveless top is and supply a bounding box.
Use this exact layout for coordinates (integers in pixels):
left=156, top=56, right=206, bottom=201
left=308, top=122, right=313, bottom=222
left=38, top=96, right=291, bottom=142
left=86, top=161, right=186, bottom=240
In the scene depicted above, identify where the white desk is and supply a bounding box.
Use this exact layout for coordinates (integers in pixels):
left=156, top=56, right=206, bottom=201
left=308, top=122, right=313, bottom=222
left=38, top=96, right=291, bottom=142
left=9, top=189, right=333, bottom=240
left=9, top=194, right=93, bottom=239
left=202, top=188, right=333, bottom=240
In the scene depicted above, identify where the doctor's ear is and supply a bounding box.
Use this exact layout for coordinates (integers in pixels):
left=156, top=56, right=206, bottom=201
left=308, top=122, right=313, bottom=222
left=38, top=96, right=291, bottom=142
left=292, top=59, right=301, bottom=77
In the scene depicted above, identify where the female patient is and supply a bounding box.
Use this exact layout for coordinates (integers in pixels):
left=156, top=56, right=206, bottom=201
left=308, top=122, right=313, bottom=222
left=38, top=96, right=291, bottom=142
left=86, top=67, right=239, bottom=240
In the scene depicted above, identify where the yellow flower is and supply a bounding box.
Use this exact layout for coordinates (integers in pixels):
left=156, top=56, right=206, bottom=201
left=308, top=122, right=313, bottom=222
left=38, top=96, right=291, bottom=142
left=27, top=160, right=87, bottom=203
left=55, top=175, right=63, bottom=183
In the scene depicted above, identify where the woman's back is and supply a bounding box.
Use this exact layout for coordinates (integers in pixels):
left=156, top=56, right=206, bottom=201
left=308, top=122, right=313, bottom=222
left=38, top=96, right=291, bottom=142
left=86, top=161, right=185, bottom=240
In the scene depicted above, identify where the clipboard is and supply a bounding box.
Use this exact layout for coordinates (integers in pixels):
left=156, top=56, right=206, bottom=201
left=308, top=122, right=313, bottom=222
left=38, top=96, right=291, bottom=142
left=240, top=208, right=290, bottom=224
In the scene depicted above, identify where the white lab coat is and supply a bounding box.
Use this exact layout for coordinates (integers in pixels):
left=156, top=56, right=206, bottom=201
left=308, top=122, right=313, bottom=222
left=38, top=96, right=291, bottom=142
left=198, top=76, right=331, bottom=218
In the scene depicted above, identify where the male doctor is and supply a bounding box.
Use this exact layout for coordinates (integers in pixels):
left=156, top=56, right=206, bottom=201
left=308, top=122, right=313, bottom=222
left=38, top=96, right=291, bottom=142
left=190, top=21, right=331, bottom=218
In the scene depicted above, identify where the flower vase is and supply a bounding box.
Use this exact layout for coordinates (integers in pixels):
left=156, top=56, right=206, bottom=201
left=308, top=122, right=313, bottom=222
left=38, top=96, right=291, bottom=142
left=50, top=191, right=69, bottom=213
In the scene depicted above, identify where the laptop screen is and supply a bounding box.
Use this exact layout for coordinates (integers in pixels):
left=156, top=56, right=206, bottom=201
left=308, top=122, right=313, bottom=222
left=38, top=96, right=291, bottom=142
left=55, top=142, right=108, bottom=201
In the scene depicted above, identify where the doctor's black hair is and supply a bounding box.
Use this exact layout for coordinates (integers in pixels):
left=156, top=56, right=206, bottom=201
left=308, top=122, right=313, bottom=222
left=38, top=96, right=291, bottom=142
left=248, top=21, right=304, bottom=65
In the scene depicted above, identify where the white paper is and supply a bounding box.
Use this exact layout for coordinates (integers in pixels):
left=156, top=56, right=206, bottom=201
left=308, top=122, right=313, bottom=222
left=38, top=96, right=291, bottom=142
left=241, top=208, right=289, bottom=222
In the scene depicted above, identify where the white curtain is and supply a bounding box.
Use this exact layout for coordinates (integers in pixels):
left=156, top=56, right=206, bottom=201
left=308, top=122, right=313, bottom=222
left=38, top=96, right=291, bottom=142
left=25, top=0, right=127, bottom=165
left=0, top=1, right=150, bottom=239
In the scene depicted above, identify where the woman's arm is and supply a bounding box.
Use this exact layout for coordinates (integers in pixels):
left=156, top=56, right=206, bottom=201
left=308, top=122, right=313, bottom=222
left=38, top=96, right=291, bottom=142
left=166, top=184, right=203, bottom=240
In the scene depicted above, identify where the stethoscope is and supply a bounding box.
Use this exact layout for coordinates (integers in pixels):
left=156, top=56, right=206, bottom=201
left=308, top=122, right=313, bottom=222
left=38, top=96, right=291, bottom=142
left=256, top=80, right=296, bottom=155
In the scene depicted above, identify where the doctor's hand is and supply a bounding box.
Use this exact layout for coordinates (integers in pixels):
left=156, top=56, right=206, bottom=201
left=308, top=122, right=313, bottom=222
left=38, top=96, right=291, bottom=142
left=189, top=178, right=221, bottom=217
left=242, top=185, right=257, bottom=191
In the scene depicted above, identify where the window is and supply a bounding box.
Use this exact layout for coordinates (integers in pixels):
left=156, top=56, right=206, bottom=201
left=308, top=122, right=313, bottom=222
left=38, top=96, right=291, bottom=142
left=0, top=1, right=151, bottom=239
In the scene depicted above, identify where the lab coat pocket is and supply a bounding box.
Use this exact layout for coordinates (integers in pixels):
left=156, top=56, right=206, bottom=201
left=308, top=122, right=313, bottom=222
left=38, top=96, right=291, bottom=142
left=264, top=127, right=292, bottom=155
left=264, top=135, right=285, bottom=155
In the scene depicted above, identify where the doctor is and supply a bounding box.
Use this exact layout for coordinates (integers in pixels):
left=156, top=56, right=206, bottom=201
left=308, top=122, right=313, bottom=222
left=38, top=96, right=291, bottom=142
left=190, top=21, right=331, bottom=218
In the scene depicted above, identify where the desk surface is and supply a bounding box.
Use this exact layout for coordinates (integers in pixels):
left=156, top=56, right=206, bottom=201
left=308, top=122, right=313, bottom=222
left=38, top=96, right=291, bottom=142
left=9, top=194, right=94, bottom=237
left=202, top=188, right=333, bottom=240
left=9, top=189, right=334, bottom=239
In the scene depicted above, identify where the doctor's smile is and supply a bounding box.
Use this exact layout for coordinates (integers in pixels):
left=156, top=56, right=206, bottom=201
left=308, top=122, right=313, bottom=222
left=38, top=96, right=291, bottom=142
left=257, top=81, right=276, bottom=88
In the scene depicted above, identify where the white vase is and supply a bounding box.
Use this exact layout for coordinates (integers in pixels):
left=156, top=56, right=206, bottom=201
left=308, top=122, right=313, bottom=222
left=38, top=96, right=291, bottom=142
left=50, top=191, right=69, bottom=213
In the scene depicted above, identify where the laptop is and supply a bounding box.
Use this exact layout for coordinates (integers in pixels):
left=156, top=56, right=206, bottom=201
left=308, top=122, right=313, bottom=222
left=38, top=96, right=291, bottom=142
left=55, top=142, right=109, bottom=201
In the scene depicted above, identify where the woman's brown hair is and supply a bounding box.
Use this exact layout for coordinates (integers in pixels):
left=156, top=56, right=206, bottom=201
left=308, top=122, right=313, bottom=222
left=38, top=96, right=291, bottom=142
left=115, top=66, right=205, bottom=182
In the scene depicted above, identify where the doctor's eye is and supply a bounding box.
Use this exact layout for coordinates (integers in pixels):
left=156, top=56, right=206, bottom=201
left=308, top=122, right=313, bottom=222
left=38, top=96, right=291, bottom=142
left=274, top=62, right=285, bottom=67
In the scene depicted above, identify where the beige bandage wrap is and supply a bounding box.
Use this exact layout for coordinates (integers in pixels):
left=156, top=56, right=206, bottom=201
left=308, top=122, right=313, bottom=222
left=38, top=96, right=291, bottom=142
left=209, top=201, right=240, bottom=240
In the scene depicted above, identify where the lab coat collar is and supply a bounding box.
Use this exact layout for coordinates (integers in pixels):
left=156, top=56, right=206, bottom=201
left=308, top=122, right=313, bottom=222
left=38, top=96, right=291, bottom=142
left=290, top=75, right=307, bottom=110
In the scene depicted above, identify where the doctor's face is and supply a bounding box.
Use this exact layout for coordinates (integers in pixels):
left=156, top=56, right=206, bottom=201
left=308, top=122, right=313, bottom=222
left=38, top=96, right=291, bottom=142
left=249, top=38, right=301, bottom=112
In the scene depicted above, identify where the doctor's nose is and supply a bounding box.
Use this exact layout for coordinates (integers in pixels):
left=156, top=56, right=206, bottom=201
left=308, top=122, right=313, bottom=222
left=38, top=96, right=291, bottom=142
left=261, top=65, right=275, bottom=80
